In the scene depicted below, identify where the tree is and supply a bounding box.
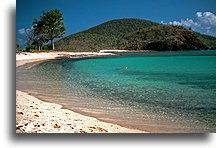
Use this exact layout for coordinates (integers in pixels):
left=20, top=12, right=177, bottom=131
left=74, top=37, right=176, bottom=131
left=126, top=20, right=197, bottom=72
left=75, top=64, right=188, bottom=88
left=16, top=44, right=20, bottom=52
left=32, top=19, right=48, bottom=51
left=37, top=9, right=66, bottom=50
left=24, top=28, right=35, bottom=50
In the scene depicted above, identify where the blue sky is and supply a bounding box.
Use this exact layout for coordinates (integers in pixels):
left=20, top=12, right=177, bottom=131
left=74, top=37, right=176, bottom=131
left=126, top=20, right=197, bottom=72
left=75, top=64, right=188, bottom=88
left=16, top=0, right=216, bottom=47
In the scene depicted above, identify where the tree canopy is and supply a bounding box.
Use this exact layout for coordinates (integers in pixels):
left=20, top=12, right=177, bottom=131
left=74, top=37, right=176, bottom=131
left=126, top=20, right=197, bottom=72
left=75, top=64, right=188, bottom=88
left=32, top=9, right=66, bottom=50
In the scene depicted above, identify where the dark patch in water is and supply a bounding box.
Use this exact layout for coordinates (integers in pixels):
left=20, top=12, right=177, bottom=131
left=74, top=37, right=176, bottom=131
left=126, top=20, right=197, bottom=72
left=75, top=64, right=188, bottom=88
left=119, top=70, right=215, bottom=90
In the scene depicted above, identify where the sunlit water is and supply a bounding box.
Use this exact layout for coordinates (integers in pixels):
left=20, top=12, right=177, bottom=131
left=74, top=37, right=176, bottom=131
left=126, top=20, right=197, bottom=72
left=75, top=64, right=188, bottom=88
left=16, top=50, right=216, bottom=133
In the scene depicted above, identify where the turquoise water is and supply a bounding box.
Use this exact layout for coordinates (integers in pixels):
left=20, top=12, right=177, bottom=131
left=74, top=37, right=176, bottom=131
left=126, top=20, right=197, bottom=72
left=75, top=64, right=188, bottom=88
left=16, top=51, right=216, bottom=133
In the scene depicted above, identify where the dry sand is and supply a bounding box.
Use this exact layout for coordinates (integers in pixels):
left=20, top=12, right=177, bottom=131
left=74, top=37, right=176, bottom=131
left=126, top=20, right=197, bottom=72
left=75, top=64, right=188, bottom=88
left=16, top=51, right=114, bottom=67
left=16, top=52, right=147, bottom=133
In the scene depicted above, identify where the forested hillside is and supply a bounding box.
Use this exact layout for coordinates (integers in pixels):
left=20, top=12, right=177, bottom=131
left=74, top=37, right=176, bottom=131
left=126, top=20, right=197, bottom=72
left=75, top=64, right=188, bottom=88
left=117, top=25, right=207, bottom=51
left=54, top=18, right=215, bottom=51
left=54, top=18, right=160, bottom=51
left=196, top=33, right=216, bottom=50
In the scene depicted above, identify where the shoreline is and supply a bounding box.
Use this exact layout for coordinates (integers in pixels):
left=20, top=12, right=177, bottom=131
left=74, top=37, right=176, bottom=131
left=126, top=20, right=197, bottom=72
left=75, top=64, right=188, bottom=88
left=16, top=51, right=147, bottom=133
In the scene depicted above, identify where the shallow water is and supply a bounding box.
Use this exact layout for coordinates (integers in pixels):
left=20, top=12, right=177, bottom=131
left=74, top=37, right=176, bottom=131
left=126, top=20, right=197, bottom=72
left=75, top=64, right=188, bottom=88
left=16, top=50, right=216, bottom=133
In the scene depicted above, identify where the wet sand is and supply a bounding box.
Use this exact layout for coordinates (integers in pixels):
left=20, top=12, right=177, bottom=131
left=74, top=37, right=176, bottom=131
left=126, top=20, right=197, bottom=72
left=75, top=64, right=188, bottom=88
left=16, top=52, right=147, bottom=133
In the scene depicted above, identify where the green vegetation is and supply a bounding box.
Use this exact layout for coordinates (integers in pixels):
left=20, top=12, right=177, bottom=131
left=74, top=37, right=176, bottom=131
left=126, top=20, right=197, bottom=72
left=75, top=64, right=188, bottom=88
left=81, top=18, right=159, bottom=38
left=28, top=9, right=66, bottom=51
left=196, top=33, right=216, bottom=50
left=54, top=18, right=160, bottom=51
left=117, top=25, right=207, bottom=51
left=55, top=33, right=117, bottom=52
left=54, top=18, right=215, bottom=51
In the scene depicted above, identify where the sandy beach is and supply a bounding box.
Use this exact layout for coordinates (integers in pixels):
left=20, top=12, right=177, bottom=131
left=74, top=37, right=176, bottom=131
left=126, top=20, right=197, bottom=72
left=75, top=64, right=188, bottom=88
left=16, top=52, right=146, bottom=133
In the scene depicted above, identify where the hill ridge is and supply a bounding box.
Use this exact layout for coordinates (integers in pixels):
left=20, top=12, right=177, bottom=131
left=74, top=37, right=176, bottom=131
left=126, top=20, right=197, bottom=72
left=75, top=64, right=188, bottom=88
left=54, top=18, right=216, bottom=51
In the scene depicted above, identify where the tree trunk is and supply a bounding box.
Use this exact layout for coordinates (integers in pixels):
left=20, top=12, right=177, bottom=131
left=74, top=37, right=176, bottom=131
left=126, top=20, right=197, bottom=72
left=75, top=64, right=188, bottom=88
left=38, top=46, right=41, bottom=51
left=51, top=39, right=55, bottom=50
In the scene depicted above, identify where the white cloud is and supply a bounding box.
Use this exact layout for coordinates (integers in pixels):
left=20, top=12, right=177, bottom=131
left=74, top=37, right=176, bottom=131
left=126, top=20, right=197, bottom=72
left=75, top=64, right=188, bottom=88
left=196, top=12, right=216, bottom=26
left=18, top=28, right=26, bottom=35
left=18, top=27, right=34, bottom=35
left=160, top=21, right=164, bottom=24
left=196, top=12, right=202, bottom=17
left=169, top=19, right=200, bottom=27
left=165, top=12, right=216, bottom=36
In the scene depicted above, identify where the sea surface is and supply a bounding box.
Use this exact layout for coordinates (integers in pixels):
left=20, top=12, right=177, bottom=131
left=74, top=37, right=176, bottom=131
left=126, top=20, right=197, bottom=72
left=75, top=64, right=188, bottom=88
left=16, top=50, right=216, bottom=133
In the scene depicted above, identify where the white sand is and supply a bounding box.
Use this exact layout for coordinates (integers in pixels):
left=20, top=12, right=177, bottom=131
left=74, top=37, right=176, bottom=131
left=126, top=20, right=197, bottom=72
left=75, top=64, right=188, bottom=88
left=16, top=52, right=114, bottom=67
left=16, top=52, right=147, bottom=133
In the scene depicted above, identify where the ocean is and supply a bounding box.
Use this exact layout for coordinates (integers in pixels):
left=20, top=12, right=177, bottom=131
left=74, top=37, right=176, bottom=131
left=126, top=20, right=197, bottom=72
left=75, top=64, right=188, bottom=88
left=16, top=50, right=216, bottom=133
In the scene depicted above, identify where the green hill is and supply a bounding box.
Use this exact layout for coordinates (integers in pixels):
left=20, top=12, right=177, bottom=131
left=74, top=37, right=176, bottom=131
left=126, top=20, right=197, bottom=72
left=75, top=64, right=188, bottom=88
left=54, top=18, right=160, bottom=51
left=81, top=18, right=160, bottom=38
left=117, top=25, right=207, bottom=51
left=54, top=18, right=215, bottom=51
left=196, top=33, right=216, bottom=50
